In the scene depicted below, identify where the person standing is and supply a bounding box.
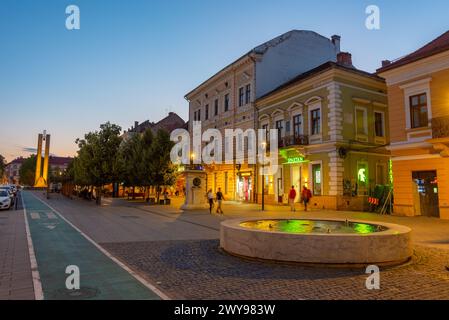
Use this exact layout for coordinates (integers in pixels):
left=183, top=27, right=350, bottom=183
left=288, top=186, right=297, bottom=212
left=207, top=189, right=214, bottom=214
left=216, top=187, right=225, bottom=214
left=301, top=185, right=312, bottom=211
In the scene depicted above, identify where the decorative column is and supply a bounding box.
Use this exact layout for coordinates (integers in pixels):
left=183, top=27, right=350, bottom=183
left=34, top=134, right=43, bottom=186
left=327, top=83, right=344, bottom=198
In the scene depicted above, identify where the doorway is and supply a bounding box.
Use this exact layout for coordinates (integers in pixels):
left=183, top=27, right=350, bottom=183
left=412, top=171, right=440, bottom=218
left=237, top=174, right=252, bottom=202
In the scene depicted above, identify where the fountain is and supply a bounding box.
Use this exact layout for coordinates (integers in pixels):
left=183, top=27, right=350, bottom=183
left=220, top=218, right=412, bottom=266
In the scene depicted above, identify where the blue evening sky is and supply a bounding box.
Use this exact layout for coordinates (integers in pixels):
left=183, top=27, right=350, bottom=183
left=0, top=0, right=448, bottom=161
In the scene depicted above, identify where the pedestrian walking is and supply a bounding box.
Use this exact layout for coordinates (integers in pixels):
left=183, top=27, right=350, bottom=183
left=288, top=186, right=297, bottom=212
left=207, top=189, right=214, bottom=214
left=216, top=188, right=225, bottom=214
left=301, top=185, right=312, bottom=211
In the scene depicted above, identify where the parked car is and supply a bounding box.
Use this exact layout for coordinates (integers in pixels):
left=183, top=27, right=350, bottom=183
left=0, top=190, right=12, bottom=210
left=0, top=185, right=15, bottom=206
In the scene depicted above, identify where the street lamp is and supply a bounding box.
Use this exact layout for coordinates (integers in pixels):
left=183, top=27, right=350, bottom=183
left=190, top=152, right=195, bottom=170
left=261, top=141, right=266, bottom=211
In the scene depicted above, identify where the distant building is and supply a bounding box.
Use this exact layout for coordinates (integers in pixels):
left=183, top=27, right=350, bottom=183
left=5, top=156, right=73, bottom=185
left=4, top=157, right=25, bottom=184
left=185, top=30, right=341, bottom=202
left=123, top=112, right=187, bottom=141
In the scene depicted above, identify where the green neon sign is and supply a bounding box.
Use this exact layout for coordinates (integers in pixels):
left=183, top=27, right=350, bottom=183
left=358, top=168, right=367, bottom=183
left=286, top=157, right=305, bottom=164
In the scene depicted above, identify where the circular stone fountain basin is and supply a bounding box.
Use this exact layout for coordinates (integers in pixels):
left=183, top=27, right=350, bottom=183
left=220, top=218, right=412, bottom=266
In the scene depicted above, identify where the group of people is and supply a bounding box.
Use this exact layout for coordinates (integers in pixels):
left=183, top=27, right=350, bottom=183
left=207, top=188, right=225, bottom=214
left=205, top=185, right=312, bottom=214
left=288, top=185, right=312, bottom=212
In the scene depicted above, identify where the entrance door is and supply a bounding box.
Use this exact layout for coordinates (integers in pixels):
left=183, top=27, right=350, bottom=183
left=412, top=171, right=440, bottom=218
left=237, top=174, right=252, bottom=202
left=290, top=165, right=301, bottom=202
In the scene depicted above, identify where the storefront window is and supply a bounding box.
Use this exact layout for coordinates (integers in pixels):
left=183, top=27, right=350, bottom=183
left=357, top=162, right=368, bottom=195
left=312, top=163, right=322, bottom=196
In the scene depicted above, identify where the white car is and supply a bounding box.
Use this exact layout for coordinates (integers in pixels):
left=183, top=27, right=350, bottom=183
left=0, top=186, right=15, bottom=206
left=0, top=190, right=12, bottom=210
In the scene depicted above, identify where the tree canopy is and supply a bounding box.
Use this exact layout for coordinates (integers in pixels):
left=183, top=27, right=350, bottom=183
left=69, top=122, right=178, bottom=204
left=19, top=155, right=37, bottom=186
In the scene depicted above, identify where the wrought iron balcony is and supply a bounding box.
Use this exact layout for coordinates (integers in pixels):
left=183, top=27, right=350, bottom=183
left=432, top=116, right=449, bottom=139
left=279, top=135, right=309, bottom=148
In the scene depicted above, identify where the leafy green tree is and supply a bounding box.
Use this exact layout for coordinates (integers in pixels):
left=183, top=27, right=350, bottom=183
left=75, top=122, right=122, bottom=205
left=149, top=129, right=177, bottom=202
left=140, top=129, right=155, bottom=199
left=118, top=132, right=146, bottom=198
left=19, top=155, right=37, bottom=186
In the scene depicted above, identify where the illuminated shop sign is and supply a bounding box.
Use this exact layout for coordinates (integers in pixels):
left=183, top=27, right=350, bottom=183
left=285, top=157, right=305, bottom=164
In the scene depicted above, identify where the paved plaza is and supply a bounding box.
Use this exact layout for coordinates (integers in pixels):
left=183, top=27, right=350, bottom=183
left=1, top=190, right=449, bottom=300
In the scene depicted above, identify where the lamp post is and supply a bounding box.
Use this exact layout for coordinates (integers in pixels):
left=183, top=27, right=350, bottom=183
left=190, top=152, right=195, bottom=170
left=261, top=141, right=266, bottom=211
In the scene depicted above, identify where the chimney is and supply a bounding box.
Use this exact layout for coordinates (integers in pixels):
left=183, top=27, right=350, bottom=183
left=382, top=60, right=391, bottom=67
left=332, top=35, right=341, bottom=54
left=337, top=52, right=353, bottom=68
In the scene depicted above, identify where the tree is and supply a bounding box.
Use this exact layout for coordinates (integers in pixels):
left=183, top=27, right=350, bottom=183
left=19, top=155, right=37, bottom=186
left=0, top=154, right=5, bottom=181
left=118, top=132, right=145, bottom=198
left=140, top=129, right=155, bottom=199
left=74, top=122, right=122, bottom=205
left=149, top=129, right=177, bottom=202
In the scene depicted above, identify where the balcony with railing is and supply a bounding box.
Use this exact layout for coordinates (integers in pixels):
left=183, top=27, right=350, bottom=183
left=278, top=135, right=309, bottom=148
left=432, top=116, right=449, bottom=139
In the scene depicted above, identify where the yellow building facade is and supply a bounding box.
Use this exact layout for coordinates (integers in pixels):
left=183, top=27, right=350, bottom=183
left=378, top=31, right=449, bottom=219
left=256, top=57, right=390, bottom=211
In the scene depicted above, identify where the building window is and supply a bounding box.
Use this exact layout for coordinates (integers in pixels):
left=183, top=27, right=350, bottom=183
left=374, top=111, right=385, bottom=137
left=237, top=133, right=243, bottom=152
left=293, top=114, right=302, bottom=137
left=311, top=163, right=322, bottom=196
left=193, top=111, right=197, bottom=121
left=285, top=121, right=290, bottom=134
left=357, top=161, right=368, bottom=195
left=205, top=105, right=209, bottom=120
left=262, top=124, right=269, bottom=142
left=410, top=93, right=428, bottom=128
left=239, top=87, right=244, bottom=107
left=311, top=109, right=321, bottom=135
left=224, top=172, right=228, bottom=194
left=225, top=136, right=230, bottom=154
left=355, top=107, right=367, bottom=136
left=197, top=109, right=201, bottom=121
left=245, top=84, right=251, bottom=104
left=376, top=163, right=386, bottom=185
left=224, top=94, right=229, bottom=112
left=214, top=99, right=219, bottom=116
left=275, top=120, right=283, bottom=144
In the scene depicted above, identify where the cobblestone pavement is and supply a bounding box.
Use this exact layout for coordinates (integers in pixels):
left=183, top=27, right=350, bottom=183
left=102, top=239, right=449, bottom=300
left=0, top=194, right=34, bottom=300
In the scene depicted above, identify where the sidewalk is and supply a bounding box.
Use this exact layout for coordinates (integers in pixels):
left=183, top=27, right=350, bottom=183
left=0, top=195, right=34, bottom=300
left=120, top=196, right=449, bottom=250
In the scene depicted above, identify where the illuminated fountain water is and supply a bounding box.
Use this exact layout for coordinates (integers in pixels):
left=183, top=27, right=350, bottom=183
left=220, top=218, right=412, bottom=266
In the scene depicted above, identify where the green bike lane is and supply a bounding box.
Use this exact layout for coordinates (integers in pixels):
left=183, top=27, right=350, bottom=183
left=21, top=191, right=164, bottom=300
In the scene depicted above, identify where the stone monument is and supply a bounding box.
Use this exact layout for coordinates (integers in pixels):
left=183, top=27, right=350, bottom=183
left=34, top=131, right=50, bottom=188
left=181, top=169, right=208, bottom=210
